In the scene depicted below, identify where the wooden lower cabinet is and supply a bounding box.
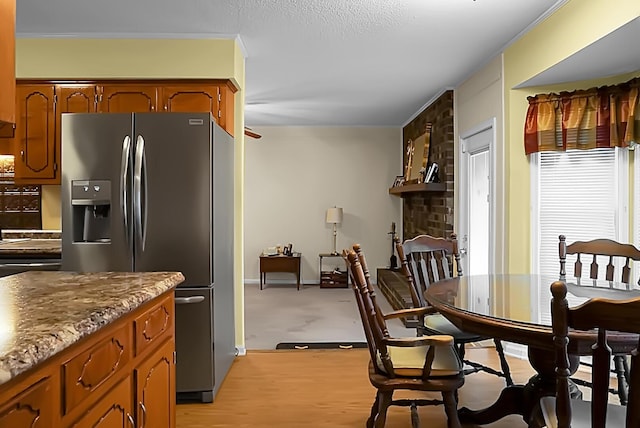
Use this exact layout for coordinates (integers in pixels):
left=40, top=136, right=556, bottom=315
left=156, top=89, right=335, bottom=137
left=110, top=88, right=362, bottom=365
left=136, top=339, right=176, bottom=428
left=0, top=376, right=55, bottom=427
left=71, top=376, right=133, bottom=428
left=0, top=291, right=175, bottom=428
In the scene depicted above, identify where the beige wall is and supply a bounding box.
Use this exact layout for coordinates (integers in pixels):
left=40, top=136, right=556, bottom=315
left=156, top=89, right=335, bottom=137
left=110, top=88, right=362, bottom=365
left=16, top=37, right=249, bottom=348
left=243, top=126, right=402, bottom=284
left=503, top=0, right=640, bottom=273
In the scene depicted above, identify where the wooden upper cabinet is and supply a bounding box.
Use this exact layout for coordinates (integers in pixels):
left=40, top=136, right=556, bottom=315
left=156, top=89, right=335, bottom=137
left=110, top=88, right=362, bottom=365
left=218, top=82, right=235, bottom=136
left=0, top=0, right=16, bottom=137
left=57, top=85, right=98, bottom=114
left=161, top=84, right=235, bottom=136
left=161, top=85, right=219, bottom=115
left=99, top=85, right=158, bottom=113
left=13, top=85, right=57, bottom=182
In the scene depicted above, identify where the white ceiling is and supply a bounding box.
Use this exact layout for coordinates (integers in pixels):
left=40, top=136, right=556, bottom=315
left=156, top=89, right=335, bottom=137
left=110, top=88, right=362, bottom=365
left=14, top=0, right=593, bottom=126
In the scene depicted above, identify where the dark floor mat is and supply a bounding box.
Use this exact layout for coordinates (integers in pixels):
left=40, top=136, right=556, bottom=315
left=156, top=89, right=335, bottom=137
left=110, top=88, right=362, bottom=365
left=276, top=342, right=367, bottom=350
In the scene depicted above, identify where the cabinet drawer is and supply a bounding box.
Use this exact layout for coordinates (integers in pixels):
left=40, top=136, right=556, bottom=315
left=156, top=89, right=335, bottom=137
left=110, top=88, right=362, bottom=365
left=63, top=323, right=132, bottom=414
left=0, top=376, right=55, bottom=427
left=134, top=294, right=174, bottom=356
left=321, top=271, right=348, bottom=283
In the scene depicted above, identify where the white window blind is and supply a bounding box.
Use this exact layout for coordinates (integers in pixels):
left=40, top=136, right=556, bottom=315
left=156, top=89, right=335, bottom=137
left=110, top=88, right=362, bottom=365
left=533, top=148, right=627, bottom=324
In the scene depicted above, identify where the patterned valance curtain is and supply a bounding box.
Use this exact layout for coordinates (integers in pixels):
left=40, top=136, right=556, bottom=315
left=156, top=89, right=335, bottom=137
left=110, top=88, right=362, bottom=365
left=524, top=77, right=639, bottom=155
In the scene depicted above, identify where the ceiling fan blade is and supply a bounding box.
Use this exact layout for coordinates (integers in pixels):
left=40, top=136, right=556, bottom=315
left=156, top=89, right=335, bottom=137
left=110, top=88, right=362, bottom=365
left=244, top=127, right=262, bottom=139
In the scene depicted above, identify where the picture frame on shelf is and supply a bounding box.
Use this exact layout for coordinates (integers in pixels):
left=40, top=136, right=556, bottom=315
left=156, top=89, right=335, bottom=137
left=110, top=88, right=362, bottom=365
left=392, top=175, right=405, bottom=187
left=425, top=162, right=439, bottom=183
left=404, top=123, right=432, bottom=184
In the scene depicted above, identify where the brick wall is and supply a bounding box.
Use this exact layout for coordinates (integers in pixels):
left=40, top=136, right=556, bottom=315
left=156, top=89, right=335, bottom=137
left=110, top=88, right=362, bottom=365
left=401, top=91, right=454, bottom=240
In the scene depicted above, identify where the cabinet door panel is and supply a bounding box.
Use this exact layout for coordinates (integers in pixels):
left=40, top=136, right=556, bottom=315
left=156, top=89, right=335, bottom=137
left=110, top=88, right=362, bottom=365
left=13, top=85, right=57, bottom=181
left=57, top=85, right=97, bottom=114
left=136, top=339, right=175, bottom=428
left=161, top=85, right=219, bottom=116
left=0, top=376, right=55, bottom=427
left=100, top=85, right=158, bottom=113
left=71, top=376, right=133, bottom=428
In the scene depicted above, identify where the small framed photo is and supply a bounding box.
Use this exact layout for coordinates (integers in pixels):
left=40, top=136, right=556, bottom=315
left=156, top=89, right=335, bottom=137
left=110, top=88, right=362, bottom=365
left=392, top=175, right=405, bottom=187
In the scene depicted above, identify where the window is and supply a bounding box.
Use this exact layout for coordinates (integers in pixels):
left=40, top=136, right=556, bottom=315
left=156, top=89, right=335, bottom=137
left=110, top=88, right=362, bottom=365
left=531, top=148, right=628, bottom=323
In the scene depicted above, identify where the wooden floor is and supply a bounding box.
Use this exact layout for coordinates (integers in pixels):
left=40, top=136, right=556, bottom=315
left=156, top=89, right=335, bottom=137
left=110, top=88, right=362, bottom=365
left=176, top=347, right=538, bottom=427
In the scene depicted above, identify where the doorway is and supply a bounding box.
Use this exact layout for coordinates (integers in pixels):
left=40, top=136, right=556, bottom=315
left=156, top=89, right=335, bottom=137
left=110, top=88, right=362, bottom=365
left=458, top=121, right=495, bottom=278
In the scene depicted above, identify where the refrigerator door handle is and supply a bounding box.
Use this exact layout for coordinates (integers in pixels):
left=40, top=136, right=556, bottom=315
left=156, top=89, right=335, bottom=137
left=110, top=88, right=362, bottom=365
left=134, top=135, right=146, bottom=251
left=175, top=296, right=206, bottom=304
left=120, top=136, right=131, bottom=243
left=141, top=135, right=148, bottom=251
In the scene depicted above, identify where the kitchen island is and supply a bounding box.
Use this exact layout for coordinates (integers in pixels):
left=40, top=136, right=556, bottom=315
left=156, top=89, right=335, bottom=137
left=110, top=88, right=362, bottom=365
left=0, top=270, right=184, bottom=427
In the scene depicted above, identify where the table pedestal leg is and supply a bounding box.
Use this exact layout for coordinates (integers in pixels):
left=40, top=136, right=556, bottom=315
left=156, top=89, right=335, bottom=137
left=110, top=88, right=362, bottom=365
left=458, top=346, right=581, bottom=425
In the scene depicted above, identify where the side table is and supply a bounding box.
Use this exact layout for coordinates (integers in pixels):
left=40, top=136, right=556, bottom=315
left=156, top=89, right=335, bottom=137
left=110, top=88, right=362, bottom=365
left=319, top=253, right=348, bottom=288
left=259, top=253, right=302, bottom=290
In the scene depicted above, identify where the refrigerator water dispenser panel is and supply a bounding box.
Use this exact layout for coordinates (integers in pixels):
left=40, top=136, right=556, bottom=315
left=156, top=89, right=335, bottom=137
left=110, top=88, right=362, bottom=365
left=71, top=180, right=112, bottom=243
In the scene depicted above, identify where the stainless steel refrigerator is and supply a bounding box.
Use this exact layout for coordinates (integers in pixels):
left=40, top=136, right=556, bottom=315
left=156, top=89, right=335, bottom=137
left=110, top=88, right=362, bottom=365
left=61, top=112, right=235, bottom=403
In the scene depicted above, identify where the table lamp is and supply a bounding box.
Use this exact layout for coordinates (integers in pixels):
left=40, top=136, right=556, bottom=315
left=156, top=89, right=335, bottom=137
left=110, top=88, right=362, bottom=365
left=326, top=206, right=343, bottom=255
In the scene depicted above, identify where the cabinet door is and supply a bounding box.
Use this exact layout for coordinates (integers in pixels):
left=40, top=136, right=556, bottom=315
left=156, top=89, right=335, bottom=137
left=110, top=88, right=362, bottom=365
left=161, top=85, right=219, bottom=116
left=54, top=85, right=98, bottom=186
left=0, top=0, right=16, bottom=135
left=70, top=376, right=133, bottom=428
left=0, top=376, right=55, bottom=427
left=99, top=85, right=158, bottom=113
left=13, top=84, right=57, bottom=182
left=135, top=339, right=175, bottom=428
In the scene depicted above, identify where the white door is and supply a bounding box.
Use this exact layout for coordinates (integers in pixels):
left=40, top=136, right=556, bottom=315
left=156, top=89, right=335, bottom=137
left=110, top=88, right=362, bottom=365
left=459, top=123, right=494, bottom=278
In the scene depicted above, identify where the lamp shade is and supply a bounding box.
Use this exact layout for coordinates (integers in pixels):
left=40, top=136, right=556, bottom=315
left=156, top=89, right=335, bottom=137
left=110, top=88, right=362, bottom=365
left=325, top=207, right=343, bottom=224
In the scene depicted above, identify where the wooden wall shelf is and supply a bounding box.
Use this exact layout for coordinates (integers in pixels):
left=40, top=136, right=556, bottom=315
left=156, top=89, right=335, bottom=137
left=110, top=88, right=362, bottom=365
left=388, top=182, right=446, bottom=196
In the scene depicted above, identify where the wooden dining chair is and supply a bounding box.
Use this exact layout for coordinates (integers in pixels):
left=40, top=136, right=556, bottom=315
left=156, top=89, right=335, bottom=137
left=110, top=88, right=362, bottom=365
left=395, top=234, right=513, bottom=386
left=541, top=280, right=640, bottom=427
left=344, top=247, right=464, bottom=428
left=559, top=235, right=640, bottom=404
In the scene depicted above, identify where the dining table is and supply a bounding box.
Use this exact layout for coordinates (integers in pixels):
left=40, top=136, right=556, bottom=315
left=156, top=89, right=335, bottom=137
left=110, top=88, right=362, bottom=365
left=425, top=273, right=640, bottom=427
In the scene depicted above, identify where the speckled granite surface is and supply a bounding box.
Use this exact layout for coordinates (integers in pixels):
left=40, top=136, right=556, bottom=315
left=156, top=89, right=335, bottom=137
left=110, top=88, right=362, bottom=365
left=0, top=271, right=184, bottom=386
left=2, top=230, right=61, bottom=240
left=0, top=239, right=61, bottom=256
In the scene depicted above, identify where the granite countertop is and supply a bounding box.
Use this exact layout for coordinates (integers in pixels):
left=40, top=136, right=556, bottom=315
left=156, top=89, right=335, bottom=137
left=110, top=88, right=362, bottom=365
left=0, top=238, right=61, bottom=256
left=2, top=229, right=61, bottom=240
left=0, top=271, right=184, bottom=386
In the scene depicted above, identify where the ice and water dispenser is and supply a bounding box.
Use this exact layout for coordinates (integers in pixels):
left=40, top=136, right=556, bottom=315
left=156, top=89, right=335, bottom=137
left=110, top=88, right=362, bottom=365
left=71, top=180, right=112, bottom=243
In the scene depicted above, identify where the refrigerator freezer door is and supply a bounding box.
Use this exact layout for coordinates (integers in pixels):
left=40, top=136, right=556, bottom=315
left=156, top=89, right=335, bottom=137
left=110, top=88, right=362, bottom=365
left=175, top=287, right=214, bottom=402
left=61, top=113, right=134, bottom=272
left=133, top=113, right=213, bottom=286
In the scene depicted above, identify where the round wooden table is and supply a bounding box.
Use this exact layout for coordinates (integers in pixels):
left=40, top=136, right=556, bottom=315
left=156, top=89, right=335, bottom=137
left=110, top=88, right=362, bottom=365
left=425, top=274, right=640, bottom=427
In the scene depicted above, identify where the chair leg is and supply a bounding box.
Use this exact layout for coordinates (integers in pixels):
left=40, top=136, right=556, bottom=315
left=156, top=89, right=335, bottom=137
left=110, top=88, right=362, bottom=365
left=613, top=355, right=629, bottom=405
left=442, top=390, right=461, bottom=428
left=494, top=339, right=514, bottom=386
left=410, top=401, right=419, bottom=428
left=374, top=391, right=393, bottom=428
left=367, top=392, right=380, bottom=428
